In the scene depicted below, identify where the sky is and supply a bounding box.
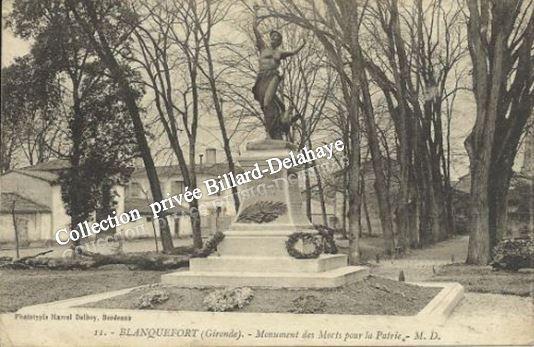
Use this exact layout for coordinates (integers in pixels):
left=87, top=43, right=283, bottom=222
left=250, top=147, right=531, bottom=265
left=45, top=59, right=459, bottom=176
left=1, top=2, right=29, bottom=68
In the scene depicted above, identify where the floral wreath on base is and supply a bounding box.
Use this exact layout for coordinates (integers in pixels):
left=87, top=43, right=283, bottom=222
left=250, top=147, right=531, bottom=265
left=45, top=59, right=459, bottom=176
left=193, top=231, right=225, bottom=258
left=285, top=232, right=323, bottom=259
left=286, top=226, right=339, bottom=259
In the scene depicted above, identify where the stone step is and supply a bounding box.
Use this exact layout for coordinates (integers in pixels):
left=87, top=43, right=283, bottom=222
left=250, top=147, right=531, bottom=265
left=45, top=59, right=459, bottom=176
left=190, top=254, right=348, bottom=273
left=161, top=266, right=369, bottom=288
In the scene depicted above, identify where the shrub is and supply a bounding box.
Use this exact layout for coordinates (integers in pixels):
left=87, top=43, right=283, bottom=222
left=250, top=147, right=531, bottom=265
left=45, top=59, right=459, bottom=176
left=203, top=287, right=254, bottom=312
left=491, top=237, right=534, bottom=271
left=289, top=295, right=326, bottom=314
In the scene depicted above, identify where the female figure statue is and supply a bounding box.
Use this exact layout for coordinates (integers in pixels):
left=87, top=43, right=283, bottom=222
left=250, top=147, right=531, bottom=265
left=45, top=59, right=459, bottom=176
left=252, top=7, right=305, bottom=140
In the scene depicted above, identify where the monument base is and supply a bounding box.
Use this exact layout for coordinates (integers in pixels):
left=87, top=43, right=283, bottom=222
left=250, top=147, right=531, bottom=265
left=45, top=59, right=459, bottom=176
left=161, top=139, right=368, bottom=288
left=190, top=254, right=348, bottom=273
left=161, top=257, right=368, bottom=289
left=161, top=254, right=369, bottom=288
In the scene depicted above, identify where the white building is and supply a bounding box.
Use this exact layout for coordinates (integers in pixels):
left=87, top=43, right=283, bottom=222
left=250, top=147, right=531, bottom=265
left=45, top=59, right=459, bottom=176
left=0, top=192, right=52, bottom=245
left=0, top=160, right=125, bottom=245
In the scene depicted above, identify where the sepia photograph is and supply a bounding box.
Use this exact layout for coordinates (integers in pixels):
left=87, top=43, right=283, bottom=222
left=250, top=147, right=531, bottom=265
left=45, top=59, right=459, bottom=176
left=0, top=0, right=533, bottom=346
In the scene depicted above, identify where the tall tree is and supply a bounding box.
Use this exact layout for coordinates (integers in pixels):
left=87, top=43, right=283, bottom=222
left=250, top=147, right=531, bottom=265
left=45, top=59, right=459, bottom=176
left=60, top=63, right=139, bottom=239
left=195, top=0, right=241, bottom=213
left=129, top=0, right=207, bottom=248
left=65, top=0, right=175, bottom=251
left=363, top=0, right=467, bottom=248
left=464, top=0, right=534, bottom=264
left=8, top=1, right=140, bottom=247
left=9, top=0, right=104, bottom=242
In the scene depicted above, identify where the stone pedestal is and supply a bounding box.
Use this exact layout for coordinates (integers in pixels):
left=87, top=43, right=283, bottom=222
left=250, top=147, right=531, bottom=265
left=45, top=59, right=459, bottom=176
left=162, top=139, right=367, bottom=288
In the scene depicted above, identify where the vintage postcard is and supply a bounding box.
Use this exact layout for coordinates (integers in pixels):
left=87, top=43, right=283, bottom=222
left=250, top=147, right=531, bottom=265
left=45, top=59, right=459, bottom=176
left=1, top=0, right=533, bottom=346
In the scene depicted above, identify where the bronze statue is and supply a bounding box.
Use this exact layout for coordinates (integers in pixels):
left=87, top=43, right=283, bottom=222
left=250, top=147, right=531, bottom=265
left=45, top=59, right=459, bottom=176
left=252, top=6, right=305, bottom=140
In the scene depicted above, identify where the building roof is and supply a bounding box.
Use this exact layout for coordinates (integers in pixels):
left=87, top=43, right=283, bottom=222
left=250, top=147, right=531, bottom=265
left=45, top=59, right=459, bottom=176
left=10, top=159, right=237, bottom=186
left=21, top=159, right=70, bottom=171
left=124, top=198, right=189, bottom=216
left=0, top=193, right=51, bottom=213
left=9, top=159, right=131, bottom=185
left=2, top=159, right=68, bottom=185
left=14, top=169, right=60, bottom=184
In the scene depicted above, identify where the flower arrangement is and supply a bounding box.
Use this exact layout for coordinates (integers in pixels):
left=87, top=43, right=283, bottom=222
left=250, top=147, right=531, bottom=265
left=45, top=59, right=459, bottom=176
left=203, top=287, right=254, bottom=312
left=135, top=288, right=170, bottom=309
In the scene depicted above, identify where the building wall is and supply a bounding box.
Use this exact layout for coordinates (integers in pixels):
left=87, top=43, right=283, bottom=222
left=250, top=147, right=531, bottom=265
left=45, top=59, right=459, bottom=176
left=1, top=173, right=127, bottom=243
left=114, top=185, right=125, bottom=217
left=0, top=212, right=52, bottom=243
left=50, top=185, right=70, bottom=241
left=1, top=172, right=60, bottom=242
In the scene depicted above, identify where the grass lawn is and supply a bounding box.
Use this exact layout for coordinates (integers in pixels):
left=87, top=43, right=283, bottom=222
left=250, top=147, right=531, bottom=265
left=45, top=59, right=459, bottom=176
left=84, top=276, right=440, bottom=316
left=430, top=264, right=534, bottom=296
left=0, top=269, right=168, bottom=313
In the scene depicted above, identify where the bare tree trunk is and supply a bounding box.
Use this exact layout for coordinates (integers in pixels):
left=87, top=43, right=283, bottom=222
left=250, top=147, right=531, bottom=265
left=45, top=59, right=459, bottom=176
left=11, top=202, right=20, bottom=259
left=201, top=21, right=240, bottom=212
left=70, top=2, right=174, bottom=251
left=96, top=181, right=116, bottom=237
left=213, top=98, right=240, bottom=212
left=362, top=184, right=373, bottom=236
left=463, top=0, right=533, bottom=264
left=310, top=146, right=328, bottom=226
left=304, top=161, right=312, bottom=221
left=189, top=198, right=203, bottom=249
left=489, top=162, right=514, bottom=245
left=68, top=85, right=84, bottom=249
left=356, top=50, right=395, bottom=255
left=188, top=138, right=202, bottom=249
left=347, top=123, right=361, bottom=264
left=342, top=169, right=348, bottom=239
left=466, top=160, right=491, bottom=264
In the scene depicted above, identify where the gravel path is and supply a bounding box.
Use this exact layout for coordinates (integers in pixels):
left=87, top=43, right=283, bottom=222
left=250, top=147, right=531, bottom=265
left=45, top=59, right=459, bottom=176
left=369, top=235, right=469, bottom=282
left=370, top=235, right=534, bottom=344
left=440, top=293, right=534, bottom=345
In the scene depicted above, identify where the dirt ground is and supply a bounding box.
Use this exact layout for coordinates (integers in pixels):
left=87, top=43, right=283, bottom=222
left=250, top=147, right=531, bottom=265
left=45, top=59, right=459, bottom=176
left=0, top=269, right=169, bottom=313
left=83, top=275, right=440, bottom=316
left=369, top=235, right=470, bottom=282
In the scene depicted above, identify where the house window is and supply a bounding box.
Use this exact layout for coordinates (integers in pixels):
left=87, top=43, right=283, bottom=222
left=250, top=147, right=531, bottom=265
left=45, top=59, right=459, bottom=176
left=171, top=180, right=184, bottom=196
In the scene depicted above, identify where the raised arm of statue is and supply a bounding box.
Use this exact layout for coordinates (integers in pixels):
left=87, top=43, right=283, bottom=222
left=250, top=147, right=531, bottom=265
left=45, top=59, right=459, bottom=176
left=280, top=41, right=306, bottom=60
left=253, top=8, right=265, bottom=51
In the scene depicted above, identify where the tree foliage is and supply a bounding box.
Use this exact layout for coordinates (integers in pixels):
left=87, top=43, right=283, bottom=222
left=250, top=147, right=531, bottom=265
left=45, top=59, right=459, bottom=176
left=1, top=55, right=63, bottom=171
left=8, top=0, right=140, bottom=239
